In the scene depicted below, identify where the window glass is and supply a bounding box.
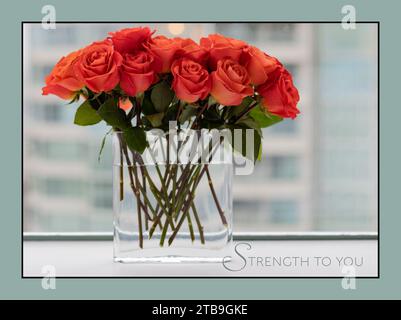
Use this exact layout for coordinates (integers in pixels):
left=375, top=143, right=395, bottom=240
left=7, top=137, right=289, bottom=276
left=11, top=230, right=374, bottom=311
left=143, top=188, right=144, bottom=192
left=23, top=23, right=378, bottom=233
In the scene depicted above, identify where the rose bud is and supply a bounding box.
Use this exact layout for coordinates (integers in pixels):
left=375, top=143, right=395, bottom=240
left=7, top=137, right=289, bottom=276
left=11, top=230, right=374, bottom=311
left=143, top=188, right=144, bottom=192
left=118, top=97, right=133, bottom=111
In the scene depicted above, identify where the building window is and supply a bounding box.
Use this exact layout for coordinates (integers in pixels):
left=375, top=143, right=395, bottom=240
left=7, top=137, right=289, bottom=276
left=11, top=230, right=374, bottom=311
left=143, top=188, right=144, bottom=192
left=32, top=25, right=76, bottom=45
left=269, top=200, right=299, bottom=224
left=30, top=140, right=87, bottom=161
left=35, top=178, right=85, bottom=198
left=262, top=23, right=296, bottom=42
left=31, top=65, right=53, bottom=84
left=270, top=155, right=299, bottom=180
left=265, top=119, right=297, bottom=135
left=29, top=103, right=62, bottom=122
left=92, top=181, right=113, bottom=209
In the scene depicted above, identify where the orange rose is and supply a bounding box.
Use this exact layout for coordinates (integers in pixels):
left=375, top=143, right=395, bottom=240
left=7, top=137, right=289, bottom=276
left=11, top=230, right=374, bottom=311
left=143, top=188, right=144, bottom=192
left=242, top=46, right=281, bottom=85
left=109, top=27, right=153, bottom=54
left=210, top=58, right=253, bottom=106
left=145, top=35, right=181, bottom=73
left=74, top=40, right=122, bottom=93
left=42, top=50, right=84, bottom=99
left=258, top=68, right=300, bottom=119
left=171, top=58, right=211, bottom=103
left=176, top=38, right=209, bottom=65
left=200, top=34, right=247, bottom=69
left=120, top=51, right=161, bottom=96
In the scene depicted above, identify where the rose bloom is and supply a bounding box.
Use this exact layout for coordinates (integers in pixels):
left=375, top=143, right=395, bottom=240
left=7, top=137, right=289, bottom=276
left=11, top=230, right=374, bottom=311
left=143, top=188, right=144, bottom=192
left=242, top=46, right=281, bottom=86
left=120, top=50, right=161, bottom=96
left=210, top=58, right=253, bottom=106
left=171, top=58, right=211, bottom=103
left=176, top=38, right=209, bottom=65
left=258, top=68, right=300, bottom=119
left=42, top=50, right=84, bottom=99
left=200, top=34, right=247, bottom=69
left=74, top=40, right=122, bottom=93
left=109, top=27, right=153, bottom=54
left=145, top=35, right=182, bottom=72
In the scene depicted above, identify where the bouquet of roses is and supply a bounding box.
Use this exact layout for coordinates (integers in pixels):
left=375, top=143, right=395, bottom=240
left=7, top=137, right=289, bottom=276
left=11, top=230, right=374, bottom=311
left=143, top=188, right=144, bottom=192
left=42, top=26, right=300, bottom=248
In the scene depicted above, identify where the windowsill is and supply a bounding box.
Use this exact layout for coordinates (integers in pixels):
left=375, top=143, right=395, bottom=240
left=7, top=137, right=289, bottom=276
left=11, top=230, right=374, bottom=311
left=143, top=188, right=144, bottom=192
left=23, top=238, right=378, bottom=277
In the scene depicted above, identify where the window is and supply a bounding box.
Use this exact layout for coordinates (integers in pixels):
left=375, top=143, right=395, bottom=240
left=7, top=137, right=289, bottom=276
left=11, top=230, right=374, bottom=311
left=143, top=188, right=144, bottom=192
left=266, top=119, right=297, bottom=135
left=261, top=23, right=296, bottom=42
left=32, top=25, right=76, bottom=45
left=216, top=23, right=296, bottom=43
left=270, top=156, right=299, bottom=180
left=92, top=181, right=113, bottom=209
left=269, top=200, right=299, bottom=224
left=23, top=23, right=378, bottom=234
left=29, top=103, right=62, bottom=122
left=216, top=23, right=260, bottom=42
left=31, top=65, right=53, bottom=84
left=37, top=178, right=84, bottom=197
left=30, top=140, right=87, bottom=160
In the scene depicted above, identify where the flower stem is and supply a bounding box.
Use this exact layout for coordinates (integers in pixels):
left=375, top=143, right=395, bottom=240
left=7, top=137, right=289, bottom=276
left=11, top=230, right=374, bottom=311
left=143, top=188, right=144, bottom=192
left=142, top=170, right=149, bottom=231
left=178, top=165, right=204, bottom=244
left=133, top=165, right=143, bottom=248
left=167, top=168, right=201, bottom=246
left=205, top=165, right=228, bottom=226
left=119, top=139, right=160, bottom=225
left=118, top=137, right=144, bottom=248
left=231, top=100, right=259, bottom=123
left=119, top=142, right=124, bottom=201
left=190, top=202, right=205, bottom=244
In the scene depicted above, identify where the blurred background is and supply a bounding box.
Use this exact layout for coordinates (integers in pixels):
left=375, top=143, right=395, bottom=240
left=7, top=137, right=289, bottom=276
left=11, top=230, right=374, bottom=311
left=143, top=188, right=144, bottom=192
left=23, top=23, right=378, bottom=233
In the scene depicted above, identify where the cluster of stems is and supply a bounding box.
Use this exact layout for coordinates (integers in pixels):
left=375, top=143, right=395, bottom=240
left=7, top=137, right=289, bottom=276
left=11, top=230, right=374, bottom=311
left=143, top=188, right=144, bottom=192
left=117, top=134, right=228, bottom=248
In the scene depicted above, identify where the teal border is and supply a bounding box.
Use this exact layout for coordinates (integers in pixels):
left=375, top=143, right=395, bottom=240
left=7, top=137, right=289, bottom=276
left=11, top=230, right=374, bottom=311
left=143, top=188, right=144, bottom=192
left=1, top=0, right=395, bottom=299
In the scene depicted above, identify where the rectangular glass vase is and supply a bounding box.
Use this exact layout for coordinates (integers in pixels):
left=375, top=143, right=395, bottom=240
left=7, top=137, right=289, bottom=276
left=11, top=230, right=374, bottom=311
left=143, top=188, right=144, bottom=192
left=112, top=130, right=233, bottom=263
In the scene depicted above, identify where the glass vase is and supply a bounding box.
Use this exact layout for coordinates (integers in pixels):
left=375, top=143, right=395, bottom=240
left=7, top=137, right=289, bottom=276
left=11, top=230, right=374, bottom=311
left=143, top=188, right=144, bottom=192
left=112, top=129, right=233, bottom=263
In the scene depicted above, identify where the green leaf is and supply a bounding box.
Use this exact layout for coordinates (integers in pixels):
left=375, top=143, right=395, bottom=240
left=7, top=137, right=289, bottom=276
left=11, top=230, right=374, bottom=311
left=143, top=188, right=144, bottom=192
left=228, top=96, right=254, bottom=118
left=179, top=105, right=197, bottom=123
left=249, top=105, right=283, bottom=128
left=89, top=92, right=103, bottom=101
left=162, top=103, right=179, bottom=127
left=126, top=102, right=136, bottom=121
left=97, top=98, right=130, bottom=130
left=257, top=142, right=263, bottom=161
left=74, top=100, right=102, bottom=126
left=203, top=105, right=221, bottom=122
left=68, top=93, right=80, bottom=105
left=98, top=128, right=113, bottom=162
left=208, top=95, right=217, bottom=106
left=141, top=94, right=157, bottom=115
left=123, top=127, right=148, bottom=154
left=151, top=81, right=174, bottom=112
left=228, top=124, right=261, bottom=163
left=237, top=116, right=263, bottom=138
left=146, top=112, right=164, bottom=127
left=200, top=119, right=225, bottom=130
